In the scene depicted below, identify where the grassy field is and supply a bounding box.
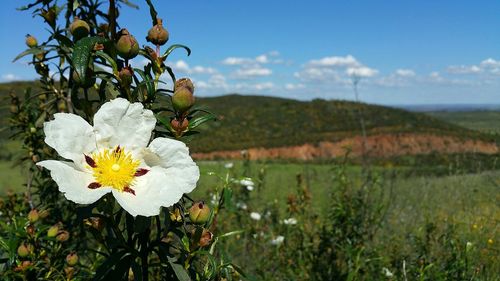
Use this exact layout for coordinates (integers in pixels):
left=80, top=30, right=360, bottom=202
left=427, top=111, right=500, bottom=134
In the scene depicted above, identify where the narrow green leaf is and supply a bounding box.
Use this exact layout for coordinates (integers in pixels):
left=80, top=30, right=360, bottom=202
left=188, top=114, right=217, bottom=130
left=13, top=48, right=47, bottom=62
left=168, top=258, right=192, bottom=281
left=162, top=44, right=191, bottom=59
left=71, top=36, right=107, bottom=85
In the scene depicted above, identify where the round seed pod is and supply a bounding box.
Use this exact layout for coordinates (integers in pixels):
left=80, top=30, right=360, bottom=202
left=115, top=28, right=139, bottom=60
left=146, top=18, right=169, bottom=46
left=70, top=17, right=90, bottom=40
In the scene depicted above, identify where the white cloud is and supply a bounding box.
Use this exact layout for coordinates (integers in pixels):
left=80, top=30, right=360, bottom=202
left=285, top=83, right=305, bottom=90
left=308, top=55, right=360, bottom=68
left=346, top=66, right=378, bottom=78
left=480, top=58, right=500, bottom=68
left=171, top=60, right=217, bottom=75
left=395, top=69, right=416, bottom=77
left=2, top=73, right=21, bottom=82
left=233, top=66, right=272, bottom=79
left=254, top=82, right=274, bottom=90
left=255, top=55, right=269, bottom=64
left=221, top=57, right=252, bottom=66
left=447, top=65, right=481, bottom=74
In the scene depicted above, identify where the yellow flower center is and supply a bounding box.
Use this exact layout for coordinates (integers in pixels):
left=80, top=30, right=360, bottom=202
left=89, top=146, right=140, bottom=191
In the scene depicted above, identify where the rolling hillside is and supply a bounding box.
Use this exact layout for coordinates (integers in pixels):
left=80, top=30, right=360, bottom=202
left=189, top=95, right=498, bottom=159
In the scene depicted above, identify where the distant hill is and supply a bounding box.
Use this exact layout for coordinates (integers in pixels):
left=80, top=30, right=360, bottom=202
left=189, top=95, right=498, bottom=158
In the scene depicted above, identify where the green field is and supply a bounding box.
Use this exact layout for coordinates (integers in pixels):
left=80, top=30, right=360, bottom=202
left=427, top=111, right=500, bottom=134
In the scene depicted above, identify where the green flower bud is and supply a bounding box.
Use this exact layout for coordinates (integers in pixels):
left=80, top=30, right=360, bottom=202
left=27, top=209, right=39, bottom=223
left=17, top=243, right=33, bottom=257
left=66, top=252, right=79, bottom=266
left=25, top=34, right=38, bottom=48
left=47, top=224, right=59, bottom=238
left=146, top=18, right=169, bottom=46
left=56, top=230, right=70, bottom=242
left=115, top=29, right=139, bottom=60
left=39, top=209, right=50, bottom=219
left=189, top=201, right=211, bottom=224
left=70, top=17, right=90, bottom=40
left=172, top=87, right=195, bottom=114
left=64, top=266, right=75, bottom=279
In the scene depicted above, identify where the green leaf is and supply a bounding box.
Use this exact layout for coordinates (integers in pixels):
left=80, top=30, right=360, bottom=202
left=92, top=250, right=131, bottom=281
left=133, top=216, right=151, bottom=234
left=71, top=36, right=107, bottom=85
left=133, top=68, right=155, bottom=101
left=13, top=47, right=47, bottom=62
left=95, top=51, right=118, bottom=74
left=144, top=0, right=158, bottom=26
left=155, top=114, right=173, bottom=131
left=168, top=258, right=192, bottom=281
left=162, top=44, right=191, bottom=59
left=188, top=114, right=217, bottom=130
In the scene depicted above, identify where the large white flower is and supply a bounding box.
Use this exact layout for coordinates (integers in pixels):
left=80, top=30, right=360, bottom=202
left=37, top=98, right=199, bottom=217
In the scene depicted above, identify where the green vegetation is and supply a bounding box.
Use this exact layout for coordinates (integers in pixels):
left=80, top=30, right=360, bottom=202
left=427, top=110, right=500, bottom=134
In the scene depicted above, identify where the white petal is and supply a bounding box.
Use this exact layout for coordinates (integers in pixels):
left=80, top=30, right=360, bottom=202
left=43, top=113, right=96, bottom=162
left=93, top=98, right=156, bottom=150
left=37, top=160, right=111, bottom=204
left=144, top=138, right=199, bottom=193
left=112, top=166, right=184, bottom=217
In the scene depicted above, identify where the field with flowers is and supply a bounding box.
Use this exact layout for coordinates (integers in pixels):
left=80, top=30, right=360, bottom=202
left=0, top=0, right=499, bottom=280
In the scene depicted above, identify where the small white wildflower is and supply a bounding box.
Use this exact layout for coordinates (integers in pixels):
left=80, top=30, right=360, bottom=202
left=283, top=218, right=298, bottom=225
left=466, top=241, right=474, bottom=252
left=250, top=212, right=261, bottom=221
left=265, top=210, right=271, bottom=218
left=382, top=267, right=393, bottom=278
left=240, top=178, right=254, bottom=187
left=270, top=235, right=284, bottom=246
left=246, top=185, right=254, bottom=191
left=224, top=162, right=234, bottom=169
left=210, top=193, right=217, bottom=205
left=236, top=202, right=248, bottom=210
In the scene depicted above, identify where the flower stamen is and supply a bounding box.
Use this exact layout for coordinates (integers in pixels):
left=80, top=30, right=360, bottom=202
left=85, top=146, right=141, bottom=194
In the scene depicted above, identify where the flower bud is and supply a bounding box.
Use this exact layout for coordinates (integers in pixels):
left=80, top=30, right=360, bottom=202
left=25, top=34, right=38, bottom=48
left=118, top=66, right=134, bottom=87
left=171, top=118, right=189, bottom=136
left=65, top=266, right=75, bottom=279
left=115, top=29, right=139, bottom=60
left=146, top=18, right=169, bottom=46
left=66, top=252, right=79, bottom=266
left=175, top=78, right=195, bottom=93
left=39, top=209, right=50, bottom=219
left=199, top=229, right=213, bottom=247
left=27, top=209, right=39, bottom=223
left=26, top=224, right=36, bottom=236
left=56, top=230, right=70, bottom=242
left=57, top=99, right=67, bottom=112
left=17, top=243, right=33, bottom=257
left=14, top=261, right=32, bottom=272
left=70, top=17, right=90, bottom=40
left=172, top=87, right=195, bottom=114
left=189, top=201, right=211, bottom=224
left=47, top=224, right=59, bottom=238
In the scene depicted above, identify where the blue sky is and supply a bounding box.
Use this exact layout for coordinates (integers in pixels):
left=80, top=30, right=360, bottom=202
left=1, top=0, right=500, bottom=105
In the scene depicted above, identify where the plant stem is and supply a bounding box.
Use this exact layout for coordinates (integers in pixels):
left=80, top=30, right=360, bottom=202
left=140, top=229, right=150, bottom=281
left=109, top=0, right=117, bottom=40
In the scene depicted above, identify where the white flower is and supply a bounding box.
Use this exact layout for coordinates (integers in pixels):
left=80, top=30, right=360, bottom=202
left=270, top=235, right=284, bottom=246
left=250, top=212, right=261, bottom=221
left=37, top=98, right=199, bottom=217
left=224, top=162, right=234, bottom=169
left=236, top=201, right=248, bottom=210
left=382, top=267, right=393, bottom=278
left=246, top=185, right=254, bottom=191
left=283, top=218, right=298, bottom=225
left=240, top=178, right=254, bottom=187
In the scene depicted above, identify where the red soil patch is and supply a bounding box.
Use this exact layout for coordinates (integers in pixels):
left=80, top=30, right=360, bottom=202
left=192, top=133, right=499, bottom=160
